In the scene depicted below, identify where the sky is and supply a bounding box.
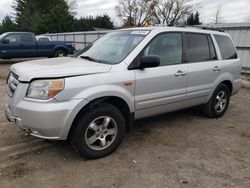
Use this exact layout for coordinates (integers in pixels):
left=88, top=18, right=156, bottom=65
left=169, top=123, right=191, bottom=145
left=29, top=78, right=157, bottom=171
left=0, top=0, right=249, bottom=26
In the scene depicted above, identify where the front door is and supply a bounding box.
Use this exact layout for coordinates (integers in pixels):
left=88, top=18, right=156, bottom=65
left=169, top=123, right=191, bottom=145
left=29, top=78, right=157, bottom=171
left=134, top=32, right=188, bottom=119
left=0, top=33, right=23, bottom=58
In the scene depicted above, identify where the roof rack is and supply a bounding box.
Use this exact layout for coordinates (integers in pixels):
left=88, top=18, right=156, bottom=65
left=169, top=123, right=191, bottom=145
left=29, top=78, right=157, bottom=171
left=175, top=25, right=225, bottom=32
left=199, top=26, right=225, bottom=32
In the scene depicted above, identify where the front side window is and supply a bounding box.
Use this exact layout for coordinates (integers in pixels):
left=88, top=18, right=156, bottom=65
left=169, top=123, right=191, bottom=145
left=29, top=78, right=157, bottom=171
left=4, top=34, right=21, bottom=44
left=143, top=33, right=183, bottom=66
left=214, top=35, right=237, bottom=60
left=76, top=30, right=149, bottom=64
left=186, top=33, right=210, bottom=63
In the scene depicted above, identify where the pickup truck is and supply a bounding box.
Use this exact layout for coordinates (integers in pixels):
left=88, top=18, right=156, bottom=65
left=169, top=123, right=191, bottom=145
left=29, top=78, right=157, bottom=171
left=0, top=32, right=75, bottom=59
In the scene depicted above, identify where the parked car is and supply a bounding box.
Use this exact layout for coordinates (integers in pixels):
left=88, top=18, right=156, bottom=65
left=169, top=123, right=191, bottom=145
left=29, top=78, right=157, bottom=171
left=35, top=35, right=51, bottom=42
left=0, top=32, right=75, bottom=59
left=5, top=27, right=241, bottom=159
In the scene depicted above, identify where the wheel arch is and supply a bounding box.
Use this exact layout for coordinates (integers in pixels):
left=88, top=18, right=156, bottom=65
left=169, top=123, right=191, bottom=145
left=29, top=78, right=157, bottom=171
left=208, top=72, right=234, bottom=101
left=67, top=96, right=134, bottom=140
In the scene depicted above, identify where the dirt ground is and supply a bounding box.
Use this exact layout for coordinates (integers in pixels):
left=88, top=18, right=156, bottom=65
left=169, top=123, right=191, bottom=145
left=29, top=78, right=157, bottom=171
left=0, top=61, right=250, bottom=188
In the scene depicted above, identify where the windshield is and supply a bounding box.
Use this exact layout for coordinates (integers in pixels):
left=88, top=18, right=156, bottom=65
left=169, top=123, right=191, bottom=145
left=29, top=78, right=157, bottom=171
left=75, top=30, right=150, bottom=64
left=0, top=33, right=8, bottom=40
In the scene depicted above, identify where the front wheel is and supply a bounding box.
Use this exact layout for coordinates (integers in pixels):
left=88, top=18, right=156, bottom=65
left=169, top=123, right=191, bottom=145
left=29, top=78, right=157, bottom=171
left=202, top=83, right=230, bottom=118
left=54, top=49, right=67, bottom=57
left=70, top=103, right=126, bottom=159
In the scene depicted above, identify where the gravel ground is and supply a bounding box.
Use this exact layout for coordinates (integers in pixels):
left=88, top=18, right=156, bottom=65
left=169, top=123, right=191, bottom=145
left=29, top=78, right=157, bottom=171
left=0, top=61, right=250, bottom=188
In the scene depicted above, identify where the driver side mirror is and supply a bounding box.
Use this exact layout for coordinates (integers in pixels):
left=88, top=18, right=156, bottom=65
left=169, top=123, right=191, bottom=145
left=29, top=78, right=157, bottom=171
left=138, top=55, right=160, bottom=69
left=2, top=39, right=10, bottom=44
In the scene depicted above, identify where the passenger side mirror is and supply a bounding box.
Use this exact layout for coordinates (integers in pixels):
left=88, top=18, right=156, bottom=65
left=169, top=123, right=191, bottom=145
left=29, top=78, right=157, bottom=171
left=2, top=39, right=10, bottom=44
left=138, top=55, right=160, bottom=69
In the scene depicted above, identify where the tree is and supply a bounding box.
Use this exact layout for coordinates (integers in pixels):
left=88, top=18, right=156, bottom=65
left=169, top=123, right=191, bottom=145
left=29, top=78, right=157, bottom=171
left=211, top=5, right=223, bottom=24
left=187, top=11, right=201, bottom=25
left=12, top=0, right=75, bottom=34
left=115, top=0, right=154, bottom=26
left=74, top=15, right=114, bottom=31
left=0, top=16, right=18, bottom=34
left=116, top=0, right=196, bottom=27
left=39, top=3, right=75, bottom=33
left=1, top=0, right=113, bottom=34
left=152, top=0, right=195, bottom=26
left=94, top=15, right=114, bottom=29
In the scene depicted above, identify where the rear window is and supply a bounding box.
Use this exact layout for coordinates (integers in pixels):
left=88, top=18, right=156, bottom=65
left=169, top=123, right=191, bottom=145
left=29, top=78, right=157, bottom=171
left=214, top=35, right=237, bottom=60
left=37, top=38, right=50, bottom=42
left=186, top=33, right=210, bottom=63
left=21, top=34, right=33, bottom=43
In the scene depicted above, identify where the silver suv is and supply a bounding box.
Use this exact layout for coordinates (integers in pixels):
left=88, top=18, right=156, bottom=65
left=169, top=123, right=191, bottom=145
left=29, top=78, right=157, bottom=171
left=5, top=27, right=241, bottom=159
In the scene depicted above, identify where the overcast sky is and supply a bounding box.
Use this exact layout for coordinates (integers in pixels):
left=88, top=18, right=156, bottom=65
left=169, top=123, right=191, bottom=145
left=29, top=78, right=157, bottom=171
left=0, top=0, right=249, bottom=26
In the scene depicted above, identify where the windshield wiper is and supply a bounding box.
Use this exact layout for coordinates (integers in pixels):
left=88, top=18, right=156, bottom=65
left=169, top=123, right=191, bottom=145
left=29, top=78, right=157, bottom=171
left=80, top=56, right=97, bottom=62
left=80, top=56, right=99, bottom=62
left=80, top=55, right=111, bottom=64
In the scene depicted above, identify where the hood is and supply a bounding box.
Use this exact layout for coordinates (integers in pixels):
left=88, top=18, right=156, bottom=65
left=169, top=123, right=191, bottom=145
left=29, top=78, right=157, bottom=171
left=10, top=57, right=112, bottom=82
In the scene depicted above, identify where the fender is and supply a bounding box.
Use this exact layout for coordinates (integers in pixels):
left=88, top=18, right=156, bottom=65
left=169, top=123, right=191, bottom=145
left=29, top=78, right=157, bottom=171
left=72, top=84, right=135, bottom=113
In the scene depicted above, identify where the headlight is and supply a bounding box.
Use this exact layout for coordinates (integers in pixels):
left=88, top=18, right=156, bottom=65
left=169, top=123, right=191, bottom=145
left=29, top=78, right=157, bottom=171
left=26, top=79, right=64, bottom=100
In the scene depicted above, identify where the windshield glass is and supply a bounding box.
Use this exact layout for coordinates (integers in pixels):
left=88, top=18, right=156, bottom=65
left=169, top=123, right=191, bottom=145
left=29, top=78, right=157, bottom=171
left=0, top=33, right=8, bottom=40
left=75, top=30, right=150, bottom=64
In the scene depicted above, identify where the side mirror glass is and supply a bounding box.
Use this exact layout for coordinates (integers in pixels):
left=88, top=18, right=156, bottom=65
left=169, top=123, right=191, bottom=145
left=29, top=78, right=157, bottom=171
left=139, top=55, right=160, bottom=69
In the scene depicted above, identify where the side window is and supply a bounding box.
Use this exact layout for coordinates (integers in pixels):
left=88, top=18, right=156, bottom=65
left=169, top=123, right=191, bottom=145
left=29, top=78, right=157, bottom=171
left=21, top=34, right=33, bottom=43
left=186, top=33, right=210, bottom=63
left=4, top=34, right=21, bottom=44
left=214, top=35, right=237, bottom=60
left=208, top=35, right=217, bottom=60
left=143, top=33, right=182, bottom=66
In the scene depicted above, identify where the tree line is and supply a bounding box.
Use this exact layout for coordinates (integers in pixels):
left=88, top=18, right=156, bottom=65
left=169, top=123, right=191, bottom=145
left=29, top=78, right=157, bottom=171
left=116, top=0, right=201, bottom=26
left=0, top=0, right=113, bottom=34
left=0, top=0, right=202, bottom=35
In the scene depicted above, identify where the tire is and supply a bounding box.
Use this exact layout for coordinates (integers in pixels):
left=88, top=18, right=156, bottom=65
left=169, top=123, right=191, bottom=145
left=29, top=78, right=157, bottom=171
left=54, top=49, right=67, bottom=57
left=70, top=103, right=126, bottom=159
left=202, top=83, right=230, bottom=118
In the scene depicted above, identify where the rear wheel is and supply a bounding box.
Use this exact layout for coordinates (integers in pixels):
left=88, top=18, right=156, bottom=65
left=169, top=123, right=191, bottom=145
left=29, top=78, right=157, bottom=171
left=54, top=49, right=67, bottom=57
left=202, top=83, right=230, bottom=118
left=70, top=103, right=126, bottom=159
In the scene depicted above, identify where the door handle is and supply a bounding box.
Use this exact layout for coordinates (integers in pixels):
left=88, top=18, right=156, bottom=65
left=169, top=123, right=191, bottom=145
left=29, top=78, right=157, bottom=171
left=175, top=70, right=187, bottom=77
left=213, top=66, right=221, bottom=72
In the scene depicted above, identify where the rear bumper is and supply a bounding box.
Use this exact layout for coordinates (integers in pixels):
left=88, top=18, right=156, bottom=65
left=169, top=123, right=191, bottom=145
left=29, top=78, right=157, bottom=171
left=232, top=79, right=241, bottom=95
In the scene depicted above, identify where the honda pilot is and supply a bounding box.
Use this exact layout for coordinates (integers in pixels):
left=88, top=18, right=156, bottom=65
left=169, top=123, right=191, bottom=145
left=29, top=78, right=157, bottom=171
left=5, top=27, right=241, bottom=159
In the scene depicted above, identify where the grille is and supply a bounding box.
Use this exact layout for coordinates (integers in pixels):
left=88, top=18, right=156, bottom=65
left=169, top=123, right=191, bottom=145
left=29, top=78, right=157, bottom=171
left=6, top=72, right=19, bottom=97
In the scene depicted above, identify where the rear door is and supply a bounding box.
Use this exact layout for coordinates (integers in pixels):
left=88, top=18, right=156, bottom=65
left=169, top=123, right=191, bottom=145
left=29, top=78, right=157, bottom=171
left=184, top=32, right=220, bottom=107
left=134, top=32, right=188, bottom=119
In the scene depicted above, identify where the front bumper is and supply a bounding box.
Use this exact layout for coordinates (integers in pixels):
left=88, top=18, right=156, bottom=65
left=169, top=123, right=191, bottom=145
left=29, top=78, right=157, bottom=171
left=5, top=87, right=88, bottom=140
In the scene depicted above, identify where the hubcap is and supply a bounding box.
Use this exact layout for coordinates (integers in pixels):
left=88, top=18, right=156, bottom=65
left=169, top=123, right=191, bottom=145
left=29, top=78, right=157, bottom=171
left=57, top=52, right=64, bottom=57
left=215, top=91, right=227, bottom=113
left=85, top=116, right=117, bottom=151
